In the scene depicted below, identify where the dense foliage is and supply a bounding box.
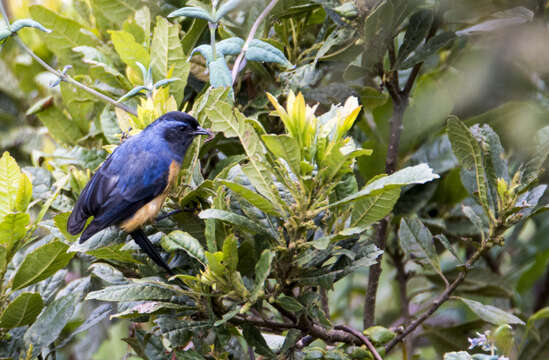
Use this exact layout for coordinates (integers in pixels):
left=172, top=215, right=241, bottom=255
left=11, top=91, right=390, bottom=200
left=2, top=0, right=549, bottom=359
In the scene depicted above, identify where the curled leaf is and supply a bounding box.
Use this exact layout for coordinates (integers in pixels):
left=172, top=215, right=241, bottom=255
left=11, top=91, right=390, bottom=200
left=10, top=19, right=51, bottom=34
left=168, top=7, right=215, bottom=23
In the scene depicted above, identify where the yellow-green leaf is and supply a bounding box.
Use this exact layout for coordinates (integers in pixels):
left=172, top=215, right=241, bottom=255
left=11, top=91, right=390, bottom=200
left=0, top=292, right=43, bottom=329
left=0, top=152, right=22, bottom=217
left=109, top=30, right=150, bottom=72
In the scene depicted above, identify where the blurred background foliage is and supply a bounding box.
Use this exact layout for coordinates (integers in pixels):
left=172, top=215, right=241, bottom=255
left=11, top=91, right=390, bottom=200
left=2, top=0, right=549, bottom=359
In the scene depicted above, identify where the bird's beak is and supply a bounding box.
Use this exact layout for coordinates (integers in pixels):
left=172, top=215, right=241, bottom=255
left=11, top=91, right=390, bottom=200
left=193, top=126, right=214, bottom=136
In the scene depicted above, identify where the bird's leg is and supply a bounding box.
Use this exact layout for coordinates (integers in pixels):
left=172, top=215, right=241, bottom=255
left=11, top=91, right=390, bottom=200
left=130, top=229, right=174, bottom=275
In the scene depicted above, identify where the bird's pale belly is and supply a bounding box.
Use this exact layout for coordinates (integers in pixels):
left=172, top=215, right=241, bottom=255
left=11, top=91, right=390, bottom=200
left=120, top=160, right=180, bottom=232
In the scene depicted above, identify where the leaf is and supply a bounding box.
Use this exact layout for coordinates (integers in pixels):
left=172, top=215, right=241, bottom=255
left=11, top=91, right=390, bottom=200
left=447, top=117, right=492, bottom=216
left=86, top=282, right=182, bottom=302
left=458, top=297, right=525, bottom=325
left=276, top=294, right=303, bottom=312
left=73, top=46, right=130, bottom=89
left=362, top=0, right=394, bottom=74
left=12, top=241, right=75, bottom=291
left=251, top=249, right=274, bottom=301
left=351, top=186, right=400, bottom=227
left=214, top=0, right=241, bottom=21
left=0, top=293, right=43, bottom=329
left=525, top=307, right=549, bottom=342
left=399, top=32, right=456, bottom=69
left=456, top=7, right=533, bottom=35
left=36, top=106, right=84, bottom=145
left=221, top=180, right=282, bottom=217
left=167, top=7, right=215, bottom=22
left=87, top=244, right=140, bottom=264
left=199, top=209, right=275, bottom=239
left=24, top=293, right=78, bottom=355
left=261, top=134, right=301, bottom=176
left=208, top=57, right=233, bottom=88
left=0, top=213, right=30, bottom=254
left=399, top=217, right=445, bottom=284
left=150, top=17, right=190, bottom=105
left=242, top=324, right=275, bottom=357
left=90, top=0, right=144, bottom=29
left=0, top=152, right=23, bottom=217
left=246, top=39, right=292, bottom=67
left=59, top=81, right=95, bottom=133
left=395, top=10, right=433, bottom=68
left=29, top=5, right=97, bottom=67
left=56, top=304, right=112, bottom=348
left=216, top=37, right=244, bottom=56
left=161, top=230, right=206, bottom=265
left=109, top=30, right=150, bottom=71
left=435, top=234, right=463, bottom=264
left=10, top=19, right=51, bottom=34
left=89, top=262, right=128, bottom=284
left=54, top=212, right=79, bottom=243
left=330, top=163, right=439, bottom=207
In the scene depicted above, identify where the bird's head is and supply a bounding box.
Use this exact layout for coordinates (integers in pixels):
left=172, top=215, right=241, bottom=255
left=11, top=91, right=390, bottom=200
left=150, top=111, right=214, bottom=156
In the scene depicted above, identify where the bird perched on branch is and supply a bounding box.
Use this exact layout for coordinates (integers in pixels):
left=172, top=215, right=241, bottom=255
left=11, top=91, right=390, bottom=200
left=67, top=111, right=213, bottom=275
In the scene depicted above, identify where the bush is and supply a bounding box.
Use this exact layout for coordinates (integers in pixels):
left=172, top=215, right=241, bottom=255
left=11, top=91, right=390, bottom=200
left=1, top=0, right=549, bottom=359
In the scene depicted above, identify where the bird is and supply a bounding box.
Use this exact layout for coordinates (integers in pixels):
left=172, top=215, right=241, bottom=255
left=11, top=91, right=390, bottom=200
left=67, top=111, right=213, bottom=275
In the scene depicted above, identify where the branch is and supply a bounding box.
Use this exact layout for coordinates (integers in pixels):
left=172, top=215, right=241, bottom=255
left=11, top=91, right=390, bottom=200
left=231, top=0, right=279, bottom=84
left=384, top=246, right=486, bottom=353
left=0, top=1, right=137, bottom=116
left=335, top=325, right=382, bottom=360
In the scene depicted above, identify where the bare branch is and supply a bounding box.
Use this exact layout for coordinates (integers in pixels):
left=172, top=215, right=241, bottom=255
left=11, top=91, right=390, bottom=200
left=335, top=325, right=383, bottom=360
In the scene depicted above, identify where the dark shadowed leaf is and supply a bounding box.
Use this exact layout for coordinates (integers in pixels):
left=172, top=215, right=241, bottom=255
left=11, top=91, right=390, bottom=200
left=0, top=292, right=43, bottom=329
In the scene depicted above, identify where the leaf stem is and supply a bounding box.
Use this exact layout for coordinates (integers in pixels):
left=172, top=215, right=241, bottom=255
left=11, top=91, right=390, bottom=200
left=0, top=1, right=137, bottom=116
left=231, top=0, right=279, bottom=84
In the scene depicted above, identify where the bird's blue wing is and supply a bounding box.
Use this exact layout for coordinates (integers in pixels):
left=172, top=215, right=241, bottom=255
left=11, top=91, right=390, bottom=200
left=68, top=138, right=173, bottom=241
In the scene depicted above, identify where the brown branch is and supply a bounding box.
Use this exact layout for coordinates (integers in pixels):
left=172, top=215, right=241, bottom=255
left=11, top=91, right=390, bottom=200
left=384, top=246, right=486, bottom=353
left=364, top=219, right=388, bottom=328
left=391, top=249, right=410, bottom=319
left=534, top=265, right=549, bottom=311
left=335, top=325, right=383, bottom=360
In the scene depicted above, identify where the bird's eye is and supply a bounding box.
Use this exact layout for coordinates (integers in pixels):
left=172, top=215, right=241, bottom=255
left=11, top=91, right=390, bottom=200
left=178, top=125, right=187, bottom=132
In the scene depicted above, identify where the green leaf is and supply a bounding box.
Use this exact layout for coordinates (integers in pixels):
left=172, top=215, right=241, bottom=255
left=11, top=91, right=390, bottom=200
left=208, top=57, right=233, bottom=88
left=73, top=46, right=131, bottom=89
left=330, top=163, right=439, bottom=207
left=36, top=106, right=84, bottom=145
left=251, top=249, right=274, bottom=301
left=24, top=293, right=78, bottom=355
left=362, top=0, right=394, bottom=74
left=15, top=171, right=32, bottom=213
left=90, top=0, right=144, bottom=29
left=214, top=0, right=241, bottom=21
left=54, top=212, right=79, bottom=242
left=12, top=241, right=75, bottom=291
left=161, top=230, right=206, bottom=265
left=86, top=282, right=182, bottom=302
left=56, top=304, right=112, bottom=348
left=242, top=324, right=275, bottom=357
left=0, top=292, right=43, bottom=329
left=199, top=209, right=275, bottom=239
left=458, top=297, right=525, bottom=325
left=364, top=326, right=396, bottom=345
left=109, top=30, right=150, bottom=71
left=262, top=134, right=301, bottom=176
left=87, top=243, right=140, bottom=264
left=60, top=81, right=95, bottom=133
left=276, top=294, right=304, bottom=312
left=150, top=17, right=190, bottom=105
left=0, top=213, right=29, bottom=254
left=221, top=180, right=282, bottom=217
left=246, top=39, right=292, bottom=67
left=10, top=19, right=51, bottom=34
left=29, top=5, right=97, bottom=67
left=435, top=234, right=463, bottom=264
left=447, top=117, right=492, bottom=217
left=399, top=31, right=456, bottom=69
left=0, top=152, right=23, bottom=217
left=222, top=234, right=238, bottom=273
left=492, top=324, right=513, bottom=356
left=351, top=186, right=400, bottom=227
left=167, top=7, right=215, bottom=22
left=216, top=37, right=244, bottom=56
left=399, top=217, right=445, bottom=282
left=395, top=10, right=433, bottom=68
left=181, top=19, right=207, bottom=54
left=524, top=307, right=549, bottom=342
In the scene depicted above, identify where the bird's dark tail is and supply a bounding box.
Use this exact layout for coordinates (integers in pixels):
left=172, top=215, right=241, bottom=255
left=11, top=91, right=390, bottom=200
left=130, top=229, right=174, bottom=276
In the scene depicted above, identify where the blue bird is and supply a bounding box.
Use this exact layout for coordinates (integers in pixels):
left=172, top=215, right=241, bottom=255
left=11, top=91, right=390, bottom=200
left=67, top=111, right=212, bottom=275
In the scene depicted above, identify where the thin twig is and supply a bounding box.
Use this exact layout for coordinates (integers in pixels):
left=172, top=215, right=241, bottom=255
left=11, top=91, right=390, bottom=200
left=335, top=325, right=383, bottom=360
left=231, top=0, right=279, bottom=84
left=384, top=246, right=486, bottom=353
left=0, top=1, right=137, bottom=116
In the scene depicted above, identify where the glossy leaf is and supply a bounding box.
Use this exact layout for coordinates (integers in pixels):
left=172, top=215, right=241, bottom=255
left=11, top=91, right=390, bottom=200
left=0, top=213, right=29, bottom=253
left=199, top=209, right=275, bottom=238
left=262, top=134, right=301, bottom=176
left=221, top=180, right=282, bottom=216
left=86, top=282, right=183, bottom=302
left=351, top=185, right=400, bottom=227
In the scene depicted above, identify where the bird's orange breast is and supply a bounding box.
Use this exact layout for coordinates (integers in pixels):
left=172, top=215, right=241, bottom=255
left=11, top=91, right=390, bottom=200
left=120, top=160, right=180, bottom=232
